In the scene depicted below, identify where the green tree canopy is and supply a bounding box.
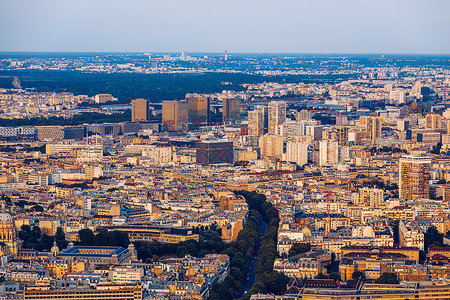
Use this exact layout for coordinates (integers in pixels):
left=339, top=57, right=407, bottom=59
left=376, top=272, right=399, bottom=284
left=352, top=271, right=364, bottom=279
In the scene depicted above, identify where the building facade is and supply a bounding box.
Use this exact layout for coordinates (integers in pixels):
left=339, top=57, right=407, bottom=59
left=131, top=99, right=149, bottom=122
left=223, top=98, right=240, bottom=123
left=162, top=100, right=188, bottom=131
left=268, top=101, right=286, bottom=135
left=196, top=141, right=234, bottom=165
left=399, top=156, right=431, bottom=200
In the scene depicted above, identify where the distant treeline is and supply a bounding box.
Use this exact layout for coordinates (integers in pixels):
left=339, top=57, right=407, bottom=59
left=0, top=70, right=354, bottom=103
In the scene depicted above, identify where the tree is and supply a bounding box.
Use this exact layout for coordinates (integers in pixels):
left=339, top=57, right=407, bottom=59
left=55, top=227, right=68, bottom=249
left=78, top=229, right=95, bottom=245
left=352, top=271, right=364, bottom=279
left=31, top=226, right=41, bottom=239
left=55, top=227, right=65, bottom=241
left=328, top=272, right=341, bottom=281
left=176, top=246, right=188, bottom=258
left=424, top=226, right=443, bottom=251
left=376, top=272, right=399, bottom=284
left=288, top=242, right=311, bottom=257
left=38, top=234, right=54, bottom=251
left=112, top=230, right=130, bottom=247
left=19, top=225, right=31, bottom=241
left=93, top=230, right=129, bottom=247
left=315, top=273, right=328, bottom=279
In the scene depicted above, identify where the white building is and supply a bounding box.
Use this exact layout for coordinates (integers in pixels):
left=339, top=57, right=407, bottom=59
left=319, top=140, right=338, bottom=166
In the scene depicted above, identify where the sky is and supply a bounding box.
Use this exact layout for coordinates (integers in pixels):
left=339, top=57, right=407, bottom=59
left=1, top=0, right=449, bottom=54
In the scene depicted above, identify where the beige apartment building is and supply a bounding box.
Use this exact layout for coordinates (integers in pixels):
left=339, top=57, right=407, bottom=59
left=248, top=106, right=266, bottom=136
left=259, top=134, right=284, bottom=158
left=268, top=100, right=286, bottom=135
left=399, top=156, right=431, bottom=200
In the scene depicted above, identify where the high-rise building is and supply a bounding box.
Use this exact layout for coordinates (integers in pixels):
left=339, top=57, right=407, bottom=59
left=187, top=95, right=210, bottom=126
left=131, top=99, right=150, bottom=122
left=397, top=120, right=410, bottom=131
left=162, top=100, right=188, bottom=131
left=358, top=187, right=384, bottom=208
left=305, top=125, right=323, bottom=141
left=399, top=156, right=431, bottom=200
left=296, top=110, right=312, bottom=121
left=279, top=121, right=302, bottom=139
left=268, top=101, right=286, bottom=135
left=319, top=140, right=338, bottom=166
left=363, top=116, right=382, bottom=144
left=196, top=141, right=233, bottom=165
left=259, top=134, right=284, bottom=158
left=425, top=113, right=442, bottom=129
left=336, top=115, right=348, bottom=126
left=390, top=89, right=407, bottom=104
left=331, top=126, right=348, bottom=146
left=248, top=110, right=263, bottom=136
left=285, top=140, right=309, bottom=166
left=223, top=98, right=241, bottom=123
left=248, top=106, right=267, bottom=136
left=410, top=81, right=422, bottom=96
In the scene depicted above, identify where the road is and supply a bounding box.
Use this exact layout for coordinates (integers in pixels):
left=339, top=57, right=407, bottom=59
left=238, top=215, right=268, bottom=297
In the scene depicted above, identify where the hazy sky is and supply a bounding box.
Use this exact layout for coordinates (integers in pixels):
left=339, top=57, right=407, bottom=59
left=1, top=0, right=449, bottom=54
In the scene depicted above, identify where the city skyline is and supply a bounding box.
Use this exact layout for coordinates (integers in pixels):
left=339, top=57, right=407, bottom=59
left=1, top=0, right=450, bottom=298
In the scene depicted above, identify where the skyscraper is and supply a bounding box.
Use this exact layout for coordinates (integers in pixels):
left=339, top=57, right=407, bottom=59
left=296, top=110, right=312, bottom=121
left=399, top=156, right=431, bottom=200
left=362, top=116, right=382, bottom=144
left=425, top=113, right=442, bottom=129
left=131, top=99, right=149, bottom=122
left=268, top=101, right=286, bottom=135
left=248, top=106, right=267, bottom=136
left=187, top=95, right=210, bottom=127
left=259, top=134, right=284, bottom=158
left=285, top=140, right=309, bottom=166
left=319, top=140, right=338, bottom=166
left=223, top=98, right=241, bottom=123
left=196, top=141, right=233, bottom=165
left=162, top=100, right=188, bottom=131
left=410, top=81, right=422, bottom=96
left=331, top=126, right=348, bottom=146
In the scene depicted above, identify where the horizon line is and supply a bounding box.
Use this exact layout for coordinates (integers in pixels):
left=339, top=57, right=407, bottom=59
left=0, top=51, right=450, bottom=56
